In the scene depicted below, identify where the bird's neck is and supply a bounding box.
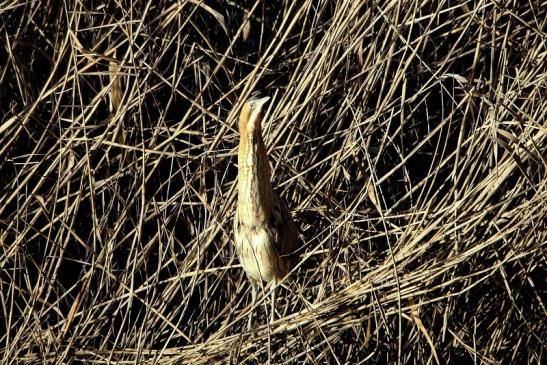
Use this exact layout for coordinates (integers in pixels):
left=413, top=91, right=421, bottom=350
left=237, top=133, right=275, bottom=225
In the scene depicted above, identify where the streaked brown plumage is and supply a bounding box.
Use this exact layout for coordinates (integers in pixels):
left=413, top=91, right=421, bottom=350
left=233, top=96, right=298, bottom=330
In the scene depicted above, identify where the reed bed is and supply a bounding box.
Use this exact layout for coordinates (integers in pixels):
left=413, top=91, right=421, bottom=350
left=1, top=0, right=545, bottom=363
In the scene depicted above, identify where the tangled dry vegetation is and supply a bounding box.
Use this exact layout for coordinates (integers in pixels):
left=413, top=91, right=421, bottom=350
left=1, top=0, right=546, bottom=363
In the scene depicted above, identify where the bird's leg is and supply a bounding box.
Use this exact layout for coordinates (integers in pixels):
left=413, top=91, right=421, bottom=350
left=270, top=279, right=277, bottom=323
left=247, top=280, right=257, bottom=331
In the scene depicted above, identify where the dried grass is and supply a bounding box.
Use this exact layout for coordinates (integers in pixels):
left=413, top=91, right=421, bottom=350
left=1, top=0, right=545, bottom=363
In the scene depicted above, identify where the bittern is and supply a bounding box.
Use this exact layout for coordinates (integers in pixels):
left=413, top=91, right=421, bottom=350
left=233, top=96, right=298, bottom=330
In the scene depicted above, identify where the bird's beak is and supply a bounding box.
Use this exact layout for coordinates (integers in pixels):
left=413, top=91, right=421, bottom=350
left=254, top=96, right=270, bottom=110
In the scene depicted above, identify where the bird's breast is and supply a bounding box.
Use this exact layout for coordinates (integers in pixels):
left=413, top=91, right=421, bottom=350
left=234, top=223, right=285, bottom=283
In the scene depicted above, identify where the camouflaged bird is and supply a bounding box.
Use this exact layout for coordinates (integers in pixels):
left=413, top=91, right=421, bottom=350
left=233, top=96, right=298, bottom=330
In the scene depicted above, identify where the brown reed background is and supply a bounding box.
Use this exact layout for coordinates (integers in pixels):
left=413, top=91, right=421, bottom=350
left=0, top=0, right=545, bottom=363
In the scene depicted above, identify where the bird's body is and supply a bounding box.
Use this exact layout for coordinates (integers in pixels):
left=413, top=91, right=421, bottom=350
left=233, top=96, right=298, bottom=330
left=234, top=196, right=296, bottom=283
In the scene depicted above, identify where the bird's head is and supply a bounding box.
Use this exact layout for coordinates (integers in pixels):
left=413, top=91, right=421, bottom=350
left=239, top=96, right=270, bottom=139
